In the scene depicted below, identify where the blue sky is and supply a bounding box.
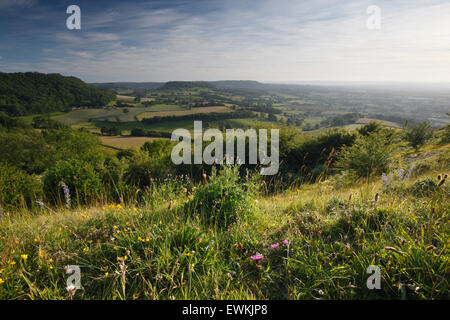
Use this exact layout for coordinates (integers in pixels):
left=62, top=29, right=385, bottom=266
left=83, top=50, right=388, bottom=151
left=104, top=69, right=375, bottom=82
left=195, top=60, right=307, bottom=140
left=1, top=0, right=450, bottom=82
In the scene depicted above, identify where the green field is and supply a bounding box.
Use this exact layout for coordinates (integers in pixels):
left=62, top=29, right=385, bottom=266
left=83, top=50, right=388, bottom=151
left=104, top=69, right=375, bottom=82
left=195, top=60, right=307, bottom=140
left=52, top=105, right=184, bottom=126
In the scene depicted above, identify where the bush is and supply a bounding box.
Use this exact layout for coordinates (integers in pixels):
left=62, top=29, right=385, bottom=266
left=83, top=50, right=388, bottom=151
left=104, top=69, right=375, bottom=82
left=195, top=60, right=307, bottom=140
left=124, top=150, right=175, bottom=188
left=410, top=178, right=438, bottom=197
left=336, top=132, right=392, bottom=178
left=43, top=159, right=102, bottom=206
left=0, top=163, right=42, bottom=211
left=184, top=165, right=257, bottom=228
left=404, top=122, right=433, bottom=150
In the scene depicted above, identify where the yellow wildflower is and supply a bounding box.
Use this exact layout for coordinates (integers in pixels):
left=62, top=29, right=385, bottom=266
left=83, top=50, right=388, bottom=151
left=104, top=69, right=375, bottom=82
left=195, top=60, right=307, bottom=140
left=21, top=254, right=28, bottom=261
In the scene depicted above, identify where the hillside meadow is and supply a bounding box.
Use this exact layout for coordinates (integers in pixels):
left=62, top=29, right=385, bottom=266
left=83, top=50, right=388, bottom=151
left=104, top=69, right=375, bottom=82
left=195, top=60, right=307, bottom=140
left=0, top=121, right=448, bottom=300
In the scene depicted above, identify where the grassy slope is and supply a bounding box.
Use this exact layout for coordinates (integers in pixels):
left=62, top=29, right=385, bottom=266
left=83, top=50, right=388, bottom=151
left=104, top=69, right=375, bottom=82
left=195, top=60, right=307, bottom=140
left=0, top=147, right=448, bottom=300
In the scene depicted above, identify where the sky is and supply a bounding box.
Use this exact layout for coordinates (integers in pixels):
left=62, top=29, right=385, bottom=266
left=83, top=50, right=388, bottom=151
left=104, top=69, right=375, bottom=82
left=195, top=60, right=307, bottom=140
left=0, top=0, right=450, bottom=83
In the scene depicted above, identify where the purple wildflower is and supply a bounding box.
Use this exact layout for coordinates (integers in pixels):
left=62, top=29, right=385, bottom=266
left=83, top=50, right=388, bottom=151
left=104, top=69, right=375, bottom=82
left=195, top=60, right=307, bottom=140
left=270, top=243, right=279, bottom=249
left=397, top=168, right=404, bottom=181
left=405, top=163, right=415, bottom=180
left=282, top=239, right=290, bottom=245
left=250, top=253, right=263, bottom=261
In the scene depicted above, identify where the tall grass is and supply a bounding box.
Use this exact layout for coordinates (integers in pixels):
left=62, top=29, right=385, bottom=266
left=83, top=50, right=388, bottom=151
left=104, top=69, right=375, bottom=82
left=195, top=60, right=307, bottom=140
left=0, top=161, right=448, bottom=299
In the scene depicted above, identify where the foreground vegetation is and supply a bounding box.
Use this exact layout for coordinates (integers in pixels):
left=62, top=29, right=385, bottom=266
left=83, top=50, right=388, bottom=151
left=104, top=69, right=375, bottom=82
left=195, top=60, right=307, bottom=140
left=0, top=120, right=448, bottom=299
left=0, top=157, right=448, bottom=299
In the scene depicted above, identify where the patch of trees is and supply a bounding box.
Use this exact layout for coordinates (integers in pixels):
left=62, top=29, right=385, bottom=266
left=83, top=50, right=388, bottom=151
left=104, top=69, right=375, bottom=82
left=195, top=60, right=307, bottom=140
left=0, top=72, right=115, bottom=116
left=130, top=128, right=172, bottom=138
left=0, top=111, right=28, bottom=129
left=100, top=126, right=121, bottom=136
left=141, top=110, right=255, bottom=125
left=31, top=115, right=66, bottom=129
left=320, top=113, right=361, bottom=127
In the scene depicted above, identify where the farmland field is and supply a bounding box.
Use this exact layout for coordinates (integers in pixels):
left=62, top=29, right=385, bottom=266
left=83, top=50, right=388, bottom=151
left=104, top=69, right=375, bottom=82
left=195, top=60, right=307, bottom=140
left=135, top=106, right=231, bottom=120
left=52, top=105, right=184, bottom=125
left=100, top=136, right=160, bottom=149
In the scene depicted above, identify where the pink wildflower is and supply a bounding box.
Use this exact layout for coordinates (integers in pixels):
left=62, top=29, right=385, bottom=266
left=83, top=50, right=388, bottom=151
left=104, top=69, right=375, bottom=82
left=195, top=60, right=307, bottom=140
left=270, top=243, right=279, bottom=249
left=282, top=239, right=290, bottom=245
left=250, top=253, right=263, bottom=261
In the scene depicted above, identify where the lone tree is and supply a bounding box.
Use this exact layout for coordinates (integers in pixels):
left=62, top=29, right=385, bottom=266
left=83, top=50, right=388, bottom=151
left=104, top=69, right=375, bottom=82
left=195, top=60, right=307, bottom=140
left=404, top=122, right=433, bottom=150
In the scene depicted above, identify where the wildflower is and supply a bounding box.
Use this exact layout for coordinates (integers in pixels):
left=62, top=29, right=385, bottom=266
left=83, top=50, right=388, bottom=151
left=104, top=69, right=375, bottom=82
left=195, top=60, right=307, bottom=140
left=270, top=242, right=279, bottom=249
left=36, top=198, right=45, bottom=210
left=405, top=163, right=414, bottom=179
left=188, top=194, right=194, bottom=200
left=397, top=168, right=404, bottom=181
left=105, top=272, right=109, bottom=276
left=21, top=254, right=28, bottom=261
left=83, top=247, right=89, bottom=253
left=381, top=172, right=388, bottom=185
left=0, top=278, right=4, bottom=285
left=282, top=239, right=290, bottom=245
left=60, top=182, right=71, bottom=208
left=250, top=253, right=263, bottom=261
left=113, top=246, right=118, bottom=251
left=49, top=265, right=54, bottom=269
left=296, top=189, right=300, bottom=195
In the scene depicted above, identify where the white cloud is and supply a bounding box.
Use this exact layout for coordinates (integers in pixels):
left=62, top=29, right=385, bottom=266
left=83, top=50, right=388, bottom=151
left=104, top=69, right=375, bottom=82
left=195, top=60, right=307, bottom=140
left=5, top=0, right=450, bottom=82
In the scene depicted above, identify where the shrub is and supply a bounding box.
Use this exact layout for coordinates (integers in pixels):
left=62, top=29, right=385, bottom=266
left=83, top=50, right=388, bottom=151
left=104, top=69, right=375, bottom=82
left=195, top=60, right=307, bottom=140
left=184, top=165, right=257, bottom=228
left=335, top=132, right=393, bottom=178
left=43, top=159, right=102, bottom=206
left=404, top=122, right=433, bottom=150
left=0, top=163, right=42, bottom=211
left=124, top=150, right=175, bottom=188
left=410, top=178, right=438, bottom=197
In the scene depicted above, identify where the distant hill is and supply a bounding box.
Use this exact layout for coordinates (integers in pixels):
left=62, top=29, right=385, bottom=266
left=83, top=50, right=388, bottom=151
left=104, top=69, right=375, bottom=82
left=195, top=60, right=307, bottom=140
left=158, top=81, right=217, bottom=91
left=90, top=82, right=164, bottom=91
left=210, top=80, right=267, bottom=90
left=0, top=72, right=115, bottom=116
left=90, top=80, right=270, bottom=92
